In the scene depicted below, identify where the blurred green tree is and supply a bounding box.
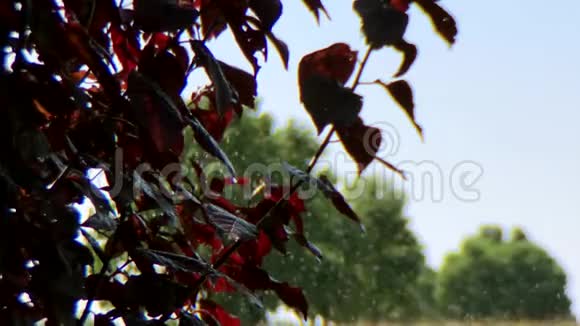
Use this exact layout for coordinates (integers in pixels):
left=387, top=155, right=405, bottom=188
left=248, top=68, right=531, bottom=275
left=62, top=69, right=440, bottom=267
left=436, top=225, right=572, bottom=320
left=187, top=112, right=432, bottom=323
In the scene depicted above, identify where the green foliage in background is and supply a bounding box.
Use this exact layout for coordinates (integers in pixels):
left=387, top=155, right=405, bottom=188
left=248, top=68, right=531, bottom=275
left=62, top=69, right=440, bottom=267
left=189, top=112, right=431, bottom=323
left=185, top=113, right=574, bottom=324
left=436, top=225, right=572, bottom=320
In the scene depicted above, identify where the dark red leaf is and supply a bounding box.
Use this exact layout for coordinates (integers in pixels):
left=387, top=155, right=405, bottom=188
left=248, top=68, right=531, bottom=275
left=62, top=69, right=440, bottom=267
left=376, top=79, right=422, bottom=139
left=318, top=175, right=363, bottom=229
left=133, top=171, right=180, bottom=228
left=298, top=44, right=361, bottom=133
left=393, top=39, right=417, bottom=77
left=126, top=71, right=185, bottom=156
left=222, top=263, right=308, bottom=319
left=301, top=0, right=330, bottom=22
left=111, top=26, right=140, bottom=76
left=238, top=231, right=272, bottom=266
left=199, top=299, right=241, bottom=326
left=266, top=31, right=290, bottom=70
left=191, top=41, right=239, bottom=117
left=218, top=61, right=257, bottom=109
left=335, top=118, right=380, bottom=174
left=203, top=203, right=258, bottom=241
left=241, top=196, right=291, bottom=254
left=390, top=0, right=411, bottom=12
left=414, top=0, right=457, bottom=46
left=193, top=106, right=235, bottom=141
left=249, top=0, right=283, bottom=31
left=264, top=186, right=306, bottom=215
left=298, top=43, right=358, bottom=86
left=136, top=248, right=215, bottom=274
left=199, top=0, right=228, bottom=39
left=230, top=22, right=267, bottom=75
left=188, top=115, right=236, bottom=176
left=353, top=0, right=409, bottom=48
left=139, top=42, right=189, bottom=97
left=271, top=282, right=309, bottom=319
left=337, top=119, right=405, bottom=176
left=300, top=75, right=362, bottom=134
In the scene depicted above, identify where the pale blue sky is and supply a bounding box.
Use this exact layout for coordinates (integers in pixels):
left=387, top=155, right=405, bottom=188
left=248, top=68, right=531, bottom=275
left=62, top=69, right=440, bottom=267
left=200, top=0, right=580, bottom=316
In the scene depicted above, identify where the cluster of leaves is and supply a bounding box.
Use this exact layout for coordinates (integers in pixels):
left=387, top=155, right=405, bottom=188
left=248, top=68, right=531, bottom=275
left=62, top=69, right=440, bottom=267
left=0, top=0, right=456, bottom=325
left=298, top=0, right=457, bottom=175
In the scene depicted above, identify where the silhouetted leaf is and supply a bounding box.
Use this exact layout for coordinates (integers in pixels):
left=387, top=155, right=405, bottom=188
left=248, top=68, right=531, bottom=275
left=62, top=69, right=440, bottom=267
left=133, top=171, right=180, bottom=228
left=127, top=71, right=185, bottom=155
left=230, top=22, right=267, bottom=74
left=128, top=70, right=185, bottom=123
left=218, top=61, right=256, bottom=109
left=336, top=118, right=380, bottom=174
left=266, top=31, right=290, bottom=70
left=271, top=282, right=309, bottom=319
left=299, top=43, right=358, bottom=86
left=136, top=249, right=215, bottom=274
left=221, top=264, right=304, bottom=318
left=281, top=162, right=332, bottom=194
left=139, top=45, right=189, bottom=97
left=376, top=79, right=422, bottom=139
left=203, top=203, right=258, bottom=241
left=300, top=76, right=362, bottom=133
left=192, top=41, right=239, bottom=117
left=393, top=39, right=417, bottom=77
left=298, top=44, right=361, bottom=133
left=249, top=0, right=282, bottom=31
left=353, top=0, right=409, bottom=48
left=301, top=0, right=330, bottom=22
left=188, top=116, right=236, bottom=176
left=414, top=0, right=457, bottom=45
left=294, top=233, right=323, bottom=261
left=391, top=0, right=411, bottom=12
left=192, top=103, right=235, bottom=141
left=281, top=162, right=312, bottom=185
left=134, top=0, right=199, bottom=32
left=318, top=175, right=364, bottom=230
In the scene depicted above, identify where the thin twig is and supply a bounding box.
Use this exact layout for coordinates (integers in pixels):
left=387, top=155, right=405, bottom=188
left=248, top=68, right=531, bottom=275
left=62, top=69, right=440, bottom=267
left=78, top=210, right=130, bottom=325
left=351, top=47, right=373, bottom=92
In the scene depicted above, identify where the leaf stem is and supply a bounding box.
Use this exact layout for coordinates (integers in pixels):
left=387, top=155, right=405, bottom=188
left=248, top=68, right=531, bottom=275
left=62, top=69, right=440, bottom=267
left=351, top=47, right=373, bottom=92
